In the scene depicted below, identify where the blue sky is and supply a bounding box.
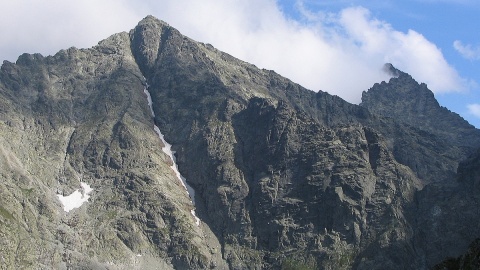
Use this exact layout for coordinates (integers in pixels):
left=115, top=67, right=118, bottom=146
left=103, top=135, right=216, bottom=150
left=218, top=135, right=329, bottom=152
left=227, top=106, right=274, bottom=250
left=0, top=0, right=479, bottom=127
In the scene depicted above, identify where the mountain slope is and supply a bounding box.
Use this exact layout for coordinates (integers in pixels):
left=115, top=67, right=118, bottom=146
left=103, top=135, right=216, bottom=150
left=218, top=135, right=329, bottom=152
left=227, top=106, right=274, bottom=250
left=0, top=15, right=479, bottom=269
left=0, top=29, right=225, bottom=269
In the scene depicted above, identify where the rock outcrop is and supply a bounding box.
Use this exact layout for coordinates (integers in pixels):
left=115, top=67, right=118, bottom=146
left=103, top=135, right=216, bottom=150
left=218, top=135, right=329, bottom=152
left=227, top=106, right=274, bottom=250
left=0, top=15, right=479, bottom=270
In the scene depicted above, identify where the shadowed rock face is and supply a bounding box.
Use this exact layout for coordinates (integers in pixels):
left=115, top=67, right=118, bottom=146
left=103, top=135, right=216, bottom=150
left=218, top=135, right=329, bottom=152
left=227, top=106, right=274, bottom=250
left=0, top=15, right=479, bottom=270
left=433, top=238, right=480, bottom=270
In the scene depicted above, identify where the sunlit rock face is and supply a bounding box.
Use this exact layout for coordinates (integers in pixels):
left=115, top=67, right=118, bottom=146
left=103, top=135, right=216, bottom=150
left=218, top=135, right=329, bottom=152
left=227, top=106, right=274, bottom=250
left=1, top=15, right=479, bottom=270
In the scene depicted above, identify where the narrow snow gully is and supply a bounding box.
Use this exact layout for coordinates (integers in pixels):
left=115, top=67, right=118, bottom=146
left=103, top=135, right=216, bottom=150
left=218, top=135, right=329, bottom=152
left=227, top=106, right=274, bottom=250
left=143, top=83, right=201, bottom=226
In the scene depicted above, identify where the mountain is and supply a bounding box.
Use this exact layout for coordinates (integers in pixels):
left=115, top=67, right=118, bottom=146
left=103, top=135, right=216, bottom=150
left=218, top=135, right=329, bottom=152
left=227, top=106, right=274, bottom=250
left=0, top=15, right=479, bottom=269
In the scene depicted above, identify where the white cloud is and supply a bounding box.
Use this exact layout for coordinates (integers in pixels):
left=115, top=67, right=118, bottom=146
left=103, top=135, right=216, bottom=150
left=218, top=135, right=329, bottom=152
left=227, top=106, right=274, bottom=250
left=0, top=0, right=143, bottom=62
left=453, top=40, right=480, bottom=60
left=467, top=104, right=480, bottom=118
left=337, top=7, right=467, bottom=95
left=0, top=0, right=470, bottom=104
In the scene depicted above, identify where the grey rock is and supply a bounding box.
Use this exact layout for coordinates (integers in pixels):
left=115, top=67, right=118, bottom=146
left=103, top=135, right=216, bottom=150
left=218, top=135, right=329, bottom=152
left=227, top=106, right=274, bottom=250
left=1, top=15, right=479, bottom=270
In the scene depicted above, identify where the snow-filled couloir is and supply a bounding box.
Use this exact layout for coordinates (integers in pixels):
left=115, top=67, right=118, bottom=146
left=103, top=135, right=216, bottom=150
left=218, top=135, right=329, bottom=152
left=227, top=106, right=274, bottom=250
left=143, top=83, right=201, bottom=226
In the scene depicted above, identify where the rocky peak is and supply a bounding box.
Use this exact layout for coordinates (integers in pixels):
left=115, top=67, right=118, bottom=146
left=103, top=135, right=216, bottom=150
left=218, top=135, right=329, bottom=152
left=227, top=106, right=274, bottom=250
left=362, top=64, right=441, bottom=126
left=361, top=64, right=480, bottom=149
left=130, top=15, right=175, bottom=77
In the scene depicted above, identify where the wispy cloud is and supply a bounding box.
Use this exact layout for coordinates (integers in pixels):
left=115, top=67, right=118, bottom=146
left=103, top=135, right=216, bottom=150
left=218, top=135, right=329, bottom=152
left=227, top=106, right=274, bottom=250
left=0, top=0, right=470, bottom=103
left=453, top=40, right=480, bottom=61
left=467, top=104, right=480, bottom=118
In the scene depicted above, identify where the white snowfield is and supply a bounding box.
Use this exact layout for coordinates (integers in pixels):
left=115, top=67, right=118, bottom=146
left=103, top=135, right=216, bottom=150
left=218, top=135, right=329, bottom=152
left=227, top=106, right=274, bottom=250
left=57, top=182, right=93, bottom=212
left=143, top=85, right=201, bottom=226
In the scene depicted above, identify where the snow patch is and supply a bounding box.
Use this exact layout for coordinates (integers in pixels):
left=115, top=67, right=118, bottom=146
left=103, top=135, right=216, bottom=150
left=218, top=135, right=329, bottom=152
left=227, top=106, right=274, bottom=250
left=143, top=84, right=201, bottom=226
left=191, top=209, right=201, bottom=226
left=143, top=86, right=155, bottom=116
left=57, top=182, right=93, bottom=212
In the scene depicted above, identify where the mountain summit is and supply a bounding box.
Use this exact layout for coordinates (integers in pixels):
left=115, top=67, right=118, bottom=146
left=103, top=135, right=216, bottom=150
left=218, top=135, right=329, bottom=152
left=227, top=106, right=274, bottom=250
left=1, top=15, right=479, bottom=269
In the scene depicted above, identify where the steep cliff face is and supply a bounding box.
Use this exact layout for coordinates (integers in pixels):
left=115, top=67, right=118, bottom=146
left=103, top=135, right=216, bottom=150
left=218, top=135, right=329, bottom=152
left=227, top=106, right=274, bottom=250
left=0, top=15, right=479, bottom=270
left=416, top=148, right=480, bottom=268
left=433, top=239, right=480, bottom=270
